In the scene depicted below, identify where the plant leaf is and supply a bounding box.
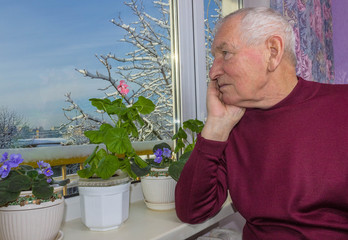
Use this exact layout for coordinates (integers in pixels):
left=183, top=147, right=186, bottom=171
left=77, top=164, right=96, bottom=179
left=84, top=124, right=113, bottom=144
left=95, top=155, right=120, bottom=180
left=96, top=148, right=107, bottom=160
left=168, top=161, right=186, bottom=182
left=120, top=159, right=137, bottom=179
left=0, top=191, right=20, bottom=207
left=130, top=161, right=150, bottom=177
left=27, top=170, right=39, bottom=179
left=184, top=143, right=195, bottom=153
left=133, top=96, right=155, bottom=114
left=104, top=127, right=133, bottom=154
left=89, top=98, right=112, bottom=111
left=32, top=180, right=53, bottom=200
left=133, top=154, right=148, bottom=168
left=105, top=100, right=129, bottom=116
left=168, top=151, right=192, bottom=181
left=8, top=175, right=31, bottom=192
left=183, top=119, right=204, bottom=133
left=172, top=127, right=187, bottom=140
left=18, top=165, right=34, bottom=171
left=174, top=139, right=185, bottom=153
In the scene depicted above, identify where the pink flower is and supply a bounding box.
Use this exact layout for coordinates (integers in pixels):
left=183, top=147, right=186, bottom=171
left=117, top=80, right=129, bottom=96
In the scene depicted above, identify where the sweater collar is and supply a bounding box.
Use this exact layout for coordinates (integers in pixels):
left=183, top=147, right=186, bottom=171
left=247, top=77, right=320, bottom=112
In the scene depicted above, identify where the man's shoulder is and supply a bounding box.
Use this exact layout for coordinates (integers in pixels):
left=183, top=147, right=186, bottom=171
left=301, top=77, right=348, bottom=94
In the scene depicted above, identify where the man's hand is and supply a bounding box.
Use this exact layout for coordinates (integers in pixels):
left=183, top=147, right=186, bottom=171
left=201, top=81, right=245, bottom=141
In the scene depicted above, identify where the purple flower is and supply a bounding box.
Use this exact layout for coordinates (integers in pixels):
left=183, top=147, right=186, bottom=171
left=1, top=152, right=8, bottom=163
left=0, top=162, right=12, bottom=178
left=37, top=160, right=50, bottom=169
left=154, top=155, right=163, bottom=163
left=154, top=149, right=163, bottom=157
left=47, top=178, right=52, bottom=183
left=9, top=154, right=24, bottom=167
left=43, top=167, right=53, bottom=177
left=162, top=148, right=171, bottom=158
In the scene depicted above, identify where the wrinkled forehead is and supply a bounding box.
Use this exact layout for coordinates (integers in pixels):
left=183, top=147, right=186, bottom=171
left=211, top=17, right=241, bottom=54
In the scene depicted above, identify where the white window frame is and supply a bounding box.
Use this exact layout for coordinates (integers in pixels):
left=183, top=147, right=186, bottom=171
left=175, top=0, right=245, bottom=125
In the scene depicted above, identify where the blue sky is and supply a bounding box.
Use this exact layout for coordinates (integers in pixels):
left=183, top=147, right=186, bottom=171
left=0, top=1, right=148, bottom=129
left=0, top=0, right=217, bottom=130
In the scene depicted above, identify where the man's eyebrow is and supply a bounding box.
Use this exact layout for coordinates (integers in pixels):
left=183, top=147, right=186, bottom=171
left=211, top=42, right=238, bottom=56
left=213, top=42, right=238, bottom=53
left=215, top=42, right=228, bottom=51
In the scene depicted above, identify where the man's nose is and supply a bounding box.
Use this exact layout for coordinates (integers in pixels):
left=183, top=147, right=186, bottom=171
left=209, top=58, right=223, bottom=81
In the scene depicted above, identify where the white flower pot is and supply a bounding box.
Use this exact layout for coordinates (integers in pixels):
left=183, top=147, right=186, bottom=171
left=0, top=197, right=64, bottom=240
left=141, top=168, right=177, bottom=210
left=78, top=172, right=130, bottom=231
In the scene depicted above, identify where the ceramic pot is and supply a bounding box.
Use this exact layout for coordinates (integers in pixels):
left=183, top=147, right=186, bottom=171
left=0, top=191, right=64, bottom=240
left=141, top=167, right=177, bottom=210
left=78, top=171, right=130, bottom=231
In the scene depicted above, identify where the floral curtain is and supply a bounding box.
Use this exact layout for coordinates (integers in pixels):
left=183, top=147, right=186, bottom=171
left=270, top=0, right=334, bottom=83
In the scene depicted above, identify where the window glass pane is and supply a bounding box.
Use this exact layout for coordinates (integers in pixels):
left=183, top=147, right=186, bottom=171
left=204, top=0, right=243, bottom=79
left=0, top=0, right=174, bottom=149
left=204, top=0, right=222, bottom=77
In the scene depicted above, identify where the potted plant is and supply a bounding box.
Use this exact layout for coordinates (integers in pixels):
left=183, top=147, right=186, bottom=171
left=0, top=152, right=70, bottom=240
left=77, top=79, right=154, bottom=231
left=168, top=118, right=204, bottom=181
left=140, top=118, right=204, bottom=211
left=141, top=142, right=177, bottom=210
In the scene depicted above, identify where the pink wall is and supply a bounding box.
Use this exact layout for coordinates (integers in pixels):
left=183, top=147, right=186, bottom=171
left=332, top=0, right=348, bottom=83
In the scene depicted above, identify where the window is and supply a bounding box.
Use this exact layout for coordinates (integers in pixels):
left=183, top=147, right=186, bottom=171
left=0, top=0, right=175, bottom=150
left=0, top=0, right=243, bottom=171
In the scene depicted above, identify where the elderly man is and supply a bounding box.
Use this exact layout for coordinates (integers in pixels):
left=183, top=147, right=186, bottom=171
left=175, top=7, right=348, bottom=239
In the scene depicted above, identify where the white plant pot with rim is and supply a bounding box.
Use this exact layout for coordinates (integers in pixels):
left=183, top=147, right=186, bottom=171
left=141, top=167, right=177, bottom=210
left=0, top=187, right=64, bottom=240
left=78, top=170, right=131, bottom=231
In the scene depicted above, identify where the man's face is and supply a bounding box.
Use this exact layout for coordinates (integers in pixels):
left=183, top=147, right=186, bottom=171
left=209, top=17, right=269, bottom=108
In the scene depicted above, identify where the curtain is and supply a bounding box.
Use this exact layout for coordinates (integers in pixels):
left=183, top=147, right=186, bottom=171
left=270, top=0, right=334, bottom=83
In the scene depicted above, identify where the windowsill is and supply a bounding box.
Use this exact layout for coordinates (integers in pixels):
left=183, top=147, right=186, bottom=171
left=61, top=183, right=235, bottom=240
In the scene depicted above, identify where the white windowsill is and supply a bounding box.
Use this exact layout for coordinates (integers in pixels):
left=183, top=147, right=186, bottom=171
left=61, top=183, right=236, bottom=240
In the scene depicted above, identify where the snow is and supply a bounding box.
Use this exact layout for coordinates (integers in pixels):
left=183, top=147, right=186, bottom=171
left=0, top=140, right=173, bottom=164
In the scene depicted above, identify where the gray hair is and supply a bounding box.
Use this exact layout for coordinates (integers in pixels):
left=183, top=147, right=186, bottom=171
left=219, top=7, right=297, bottom=65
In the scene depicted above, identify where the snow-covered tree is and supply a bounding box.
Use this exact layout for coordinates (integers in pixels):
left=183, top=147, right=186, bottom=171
left=62, top=0, right=222, bottom=144
left=0, top=106, right=24, bottom=149
left=63, top=0, right=171, bottom=143
left=205, top=0, right=222, bottom=74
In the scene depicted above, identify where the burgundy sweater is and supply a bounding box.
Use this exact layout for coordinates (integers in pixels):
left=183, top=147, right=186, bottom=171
left=175, top=78, right=348, bottom=239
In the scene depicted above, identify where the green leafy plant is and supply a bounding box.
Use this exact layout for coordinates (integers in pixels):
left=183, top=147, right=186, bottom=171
left=0, top=152, right=69, bottom=207
left=172, top=119, right=204, bottom=154
left=169, top=119, right=204, bottom=181
left=78, top=80, right=154, bottom=180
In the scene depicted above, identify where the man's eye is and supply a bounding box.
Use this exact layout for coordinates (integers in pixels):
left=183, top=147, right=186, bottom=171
left=222, top=51, right=232, bottom=59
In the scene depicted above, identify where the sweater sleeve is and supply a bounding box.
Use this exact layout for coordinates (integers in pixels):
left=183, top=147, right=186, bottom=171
left=175, top=134, right=229, bottom=224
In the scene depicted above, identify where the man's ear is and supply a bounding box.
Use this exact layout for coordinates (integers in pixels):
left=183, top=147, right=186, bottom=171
left=266, top=35, right=284, bottom=72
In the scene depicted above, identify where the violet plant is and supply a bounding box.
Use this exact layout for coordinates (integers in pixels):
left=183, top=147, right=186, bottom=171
left=146, top=142, right=173, bottom=169
left=0, top=152, right=69, bottom=207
